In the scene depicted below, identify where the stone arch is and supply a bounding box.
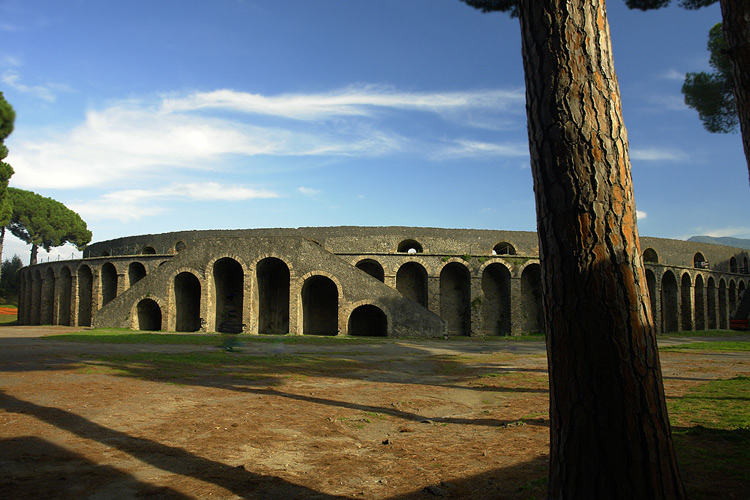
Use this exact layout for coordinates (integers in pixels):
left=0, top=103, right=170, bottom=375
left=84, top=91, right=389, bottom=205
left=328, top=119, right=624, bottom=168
left=643, top=248, right=658, bottom=264
left=730, top=256, right=738, bottom=273
left=481, top=263, right=511, bottom=335
left=396, top=262, right=428, bottom=307
left=355, top=259, right=385, bottom=282
left=348, top=304, right=387, bottom=337
left=693, top=252, right=707, bottom=269
left=257, top=257, right=290, bottom=334
left=645, top=269, right=657, bottom=323
left=141, top=246, right=157, bottom=255
left=440, top=262, right=471, bottom=336
left=521, top=263, right=544, bottom=334
left=740, top=281, right=747, bottom=294
left=77, top=265, right=93, bottom=327
left=136, top=298, right=162, bottom=331
left=719, top=279, right=728, bottom=329
left=174, top=272, right=201, bottom=332
left=661, top=271, right=678, bottom=333
left=301, top=275, right=338, bottom=335
left=492, top=242, right=516, bottom=256
left=128, top=262, right=147, bottom=287
left=694, top=275, right=705, bottom=330
left=680, top=273, right=692, bottom=331
left=707, top=277, right=717, bottom=329
left=42, top=267, right=56, bottom=325
left=398, top=239, right=423, bottom=254
left=31, top=269, right=42, bottom=325
left=59, top=266, right=72, bottom=326
left=101, top=262, right=118, bottom=306
left=213, top=257, right=244, bottom=333
left=729, top=280, right=737, bottom=317
left=175, top=241, right=187, bottom=253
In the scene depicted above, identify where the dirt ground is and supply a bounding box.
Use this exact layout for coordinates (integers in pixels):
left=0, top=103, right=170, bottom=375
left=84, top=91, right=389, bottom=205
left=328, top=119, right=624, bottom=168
left=1, top=327, right=748, bottom=500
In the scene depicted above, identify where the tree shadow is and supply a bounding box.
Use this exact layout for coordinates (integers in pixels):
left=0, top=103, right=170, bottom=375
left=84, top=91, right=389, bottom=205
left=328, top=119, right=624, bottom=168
left=0, top=390, right=350, bottom=499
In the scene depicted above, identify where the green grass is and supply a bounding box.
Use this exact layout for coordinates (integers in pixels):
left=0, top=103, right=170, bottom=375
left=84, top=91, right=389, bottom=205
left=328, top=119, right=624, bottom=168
left=658, top=329, right=749, bottom=338
left=661, top=341, right=750, bottom=352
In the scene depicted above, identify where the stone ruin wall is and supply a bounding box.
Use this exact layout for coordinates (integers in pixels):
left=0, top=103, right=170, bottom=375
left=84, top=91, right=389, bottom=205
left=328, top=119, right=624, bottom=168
left=16, top=227, right=750, bottom=337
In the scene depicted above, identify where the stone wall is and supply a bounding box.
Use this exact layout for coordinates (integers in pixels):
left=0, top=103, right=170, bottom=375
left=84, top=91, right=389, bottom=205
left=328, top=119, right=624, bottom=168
left=18, top=227, right=750, bottom=337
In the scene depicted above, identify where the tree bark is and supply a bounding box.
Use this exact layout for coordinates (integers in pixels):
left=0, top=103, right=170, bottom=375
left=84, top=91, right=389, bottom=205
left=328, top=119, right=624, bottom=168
left=516, top=1, right=685, bottom=498
left=30, top=243, right=38, bottom=266
left=719, top=0, right=750, bottom=185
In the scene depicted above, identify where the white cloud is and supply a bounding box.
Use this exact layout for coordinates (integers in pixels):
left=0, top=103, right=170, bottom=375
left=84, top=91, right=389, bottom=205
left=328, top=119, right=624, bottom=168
left=298, top=187, right=320, bottom=196
left=630, top=147, right=688, bottom=162
left=636, top=210, right=647, bottom=220
left=435, top=139, right=529, bottom=160
left=69, top=182, right=279, bottom=223
left=659, top=69, right=684, bottom=81
left=9, top=86, right=525, bottom=191
left=702, top=227, right=750, bottom=239
left=1, top=69, right=68, bottom=102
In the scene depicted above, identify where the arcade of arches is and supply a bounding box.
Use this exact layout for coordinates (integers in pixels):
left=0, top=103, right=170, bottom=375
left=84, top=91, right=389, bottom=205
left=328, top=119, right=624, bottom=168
left=16, top=230, right=750, bottom=337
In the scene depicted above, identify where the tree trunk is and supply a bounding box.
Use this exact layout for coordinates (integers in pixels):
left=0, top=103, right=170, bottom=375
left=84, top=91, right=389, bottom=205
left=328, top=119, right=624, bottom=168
left=30, top=243, right=38, bottom=266
left=516, top=1, right=685, bottom=498
left=720, top=0, right=750, bottom=185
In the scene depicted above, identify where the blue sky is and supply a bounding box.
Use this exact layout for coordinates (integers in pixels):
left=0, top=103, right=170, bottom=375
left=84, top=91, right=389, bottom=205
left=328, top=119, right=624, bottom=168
left=1, top=0, right=746, bottom=263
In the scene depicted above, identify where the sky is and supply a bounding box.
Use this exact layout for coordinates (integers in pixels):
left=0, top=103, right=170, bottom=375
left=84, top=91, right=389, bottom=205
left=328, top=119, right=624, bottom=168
left=1, top=0, right=747, bottom=264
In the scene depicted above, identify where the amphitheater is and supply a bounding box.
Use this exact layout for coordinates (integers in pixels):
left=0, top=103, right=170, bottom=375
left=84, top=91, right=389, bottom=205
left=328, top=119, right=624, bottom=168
left=15, top=226, right=750, bottom=337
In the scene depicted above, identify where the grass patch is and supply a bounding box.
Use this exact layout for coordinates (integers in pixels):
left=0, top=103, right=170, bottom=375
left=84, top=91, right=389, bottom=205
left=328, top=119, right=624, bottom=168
left=658, top=329, right=749, bottom=338
left=669, top=376, right=750, bottom=498
left=661, top=341, right=750, bottom=352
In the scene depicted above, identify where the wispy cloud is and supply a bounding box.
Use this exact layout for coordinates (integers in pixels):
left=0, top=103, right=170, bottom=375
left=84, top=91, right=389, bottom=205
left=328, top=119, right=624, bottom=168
left=630, top=147, right=688, bottom=162
left=1, top=69, right=69, bottom=102
left=70, top=182, right=279, bottom=222
left=9, top=86, right=524, bottom=190
left=701, top=227, right=750, bottom=239
left=435, top=139, right=529, bottom=160
left=298, top=187, right=320, bottom=196
left=659, top=69, right=684, bottom=81
left=636, top=210, right=647, bottom=220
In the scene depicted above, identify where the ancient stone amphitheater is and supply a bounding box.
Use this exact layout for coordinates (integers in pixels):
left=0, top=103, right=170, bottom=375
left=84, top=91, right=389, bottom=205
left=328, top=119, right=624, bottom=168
left=16, top=227, right=750, bottom=337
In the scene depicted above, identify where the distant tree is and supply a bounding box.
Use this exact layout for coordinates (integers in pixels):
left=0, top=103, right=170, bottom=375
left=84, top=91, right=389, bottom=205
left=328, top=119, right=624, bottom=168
left=683, top=23, right=738, bottom=133
left=460, top=1, right=685, bottom=498
left=7, top=188, right=92, bottom=265
left=0, top=92, right=16, bottom=279
left=0, top=254, right=23, bottom=300
left=626, top=0, right=750, bottom=183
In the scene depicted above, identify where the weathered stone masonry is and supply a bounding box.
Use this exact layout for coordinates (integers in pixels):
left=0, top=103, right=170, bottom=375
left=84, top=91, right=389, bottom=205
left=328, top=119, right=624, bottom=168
left=16, top=227, right=750, bottom=337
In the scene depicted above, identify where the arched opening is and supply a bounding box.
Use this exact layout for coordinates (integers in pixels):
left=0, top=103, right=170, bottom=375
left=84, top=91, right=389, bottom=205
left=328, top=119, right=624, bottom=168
left=175, top=272, right=201, bottom=332
left=694, top=275, right=705, bottom=330
left=175, top=241, right=187, bottom=253
left=137, top=299, right=162, bottom=331
left=397, top=239, right=423, bottom=254
left=730, top=257, right=738, bottom=273
left=396, top=262, right=428, bottom=307
left=740, top=281, right=747, bottom=294
left=348, top=305, right=387, bottom=336
left=693, top=252, right=708, bottom=269
left=128, top=262, right=147, bottom=287
left=142, top=246, right=157, bottom=255
left=719, top=279, right=728, bottom=329
left=646, top=269, right=657, bottom=325
left=707, top=277, right=717, bottom=329
left=661, top=271, right=678, bottom=333
left=729, top=281, right=737, bottom=317
left=481, top=263, right=511, bottom=335
left=521, top=264, right=544, bottom=334
left=101, top=263, right=118, bottom=306
left=78, top=265, right=93, bottom=327
left=59, top=267, right=72, bottom=326
left=643, top=248, right=659, bottom=264
left=302, top=275, right=338, bottom=335
left=744, top=257, right=750, bottom=274
left=31, top=270, right=42, bottom=325
left=681, top=273, right=692, bottom=331
left=257, top=257, right=290, bottom=334
left=440, top=263, right=471, bottom=336
left=42, top=268, right=56, bottom=325
left=213, top=258, right=244, bottom=333
left=492, top=242, right=516, bottom=256
left=355, top=259, right=385, bottom=282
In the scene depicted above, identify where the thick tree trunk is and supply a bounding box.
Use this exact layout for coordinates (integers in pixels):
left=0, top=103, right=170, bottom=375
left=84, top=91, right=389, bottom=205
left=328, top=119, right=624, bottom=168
left=517, top=1, right=685, bottom=498
left=720, top=0, right=750, bottom=184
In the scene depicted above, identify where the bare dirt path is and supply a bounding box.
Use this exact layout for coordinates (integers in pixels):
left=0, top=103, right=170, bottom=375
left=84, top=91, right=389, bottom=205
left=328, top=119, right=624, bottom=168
left=1, top=327, right=748, bottom=499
